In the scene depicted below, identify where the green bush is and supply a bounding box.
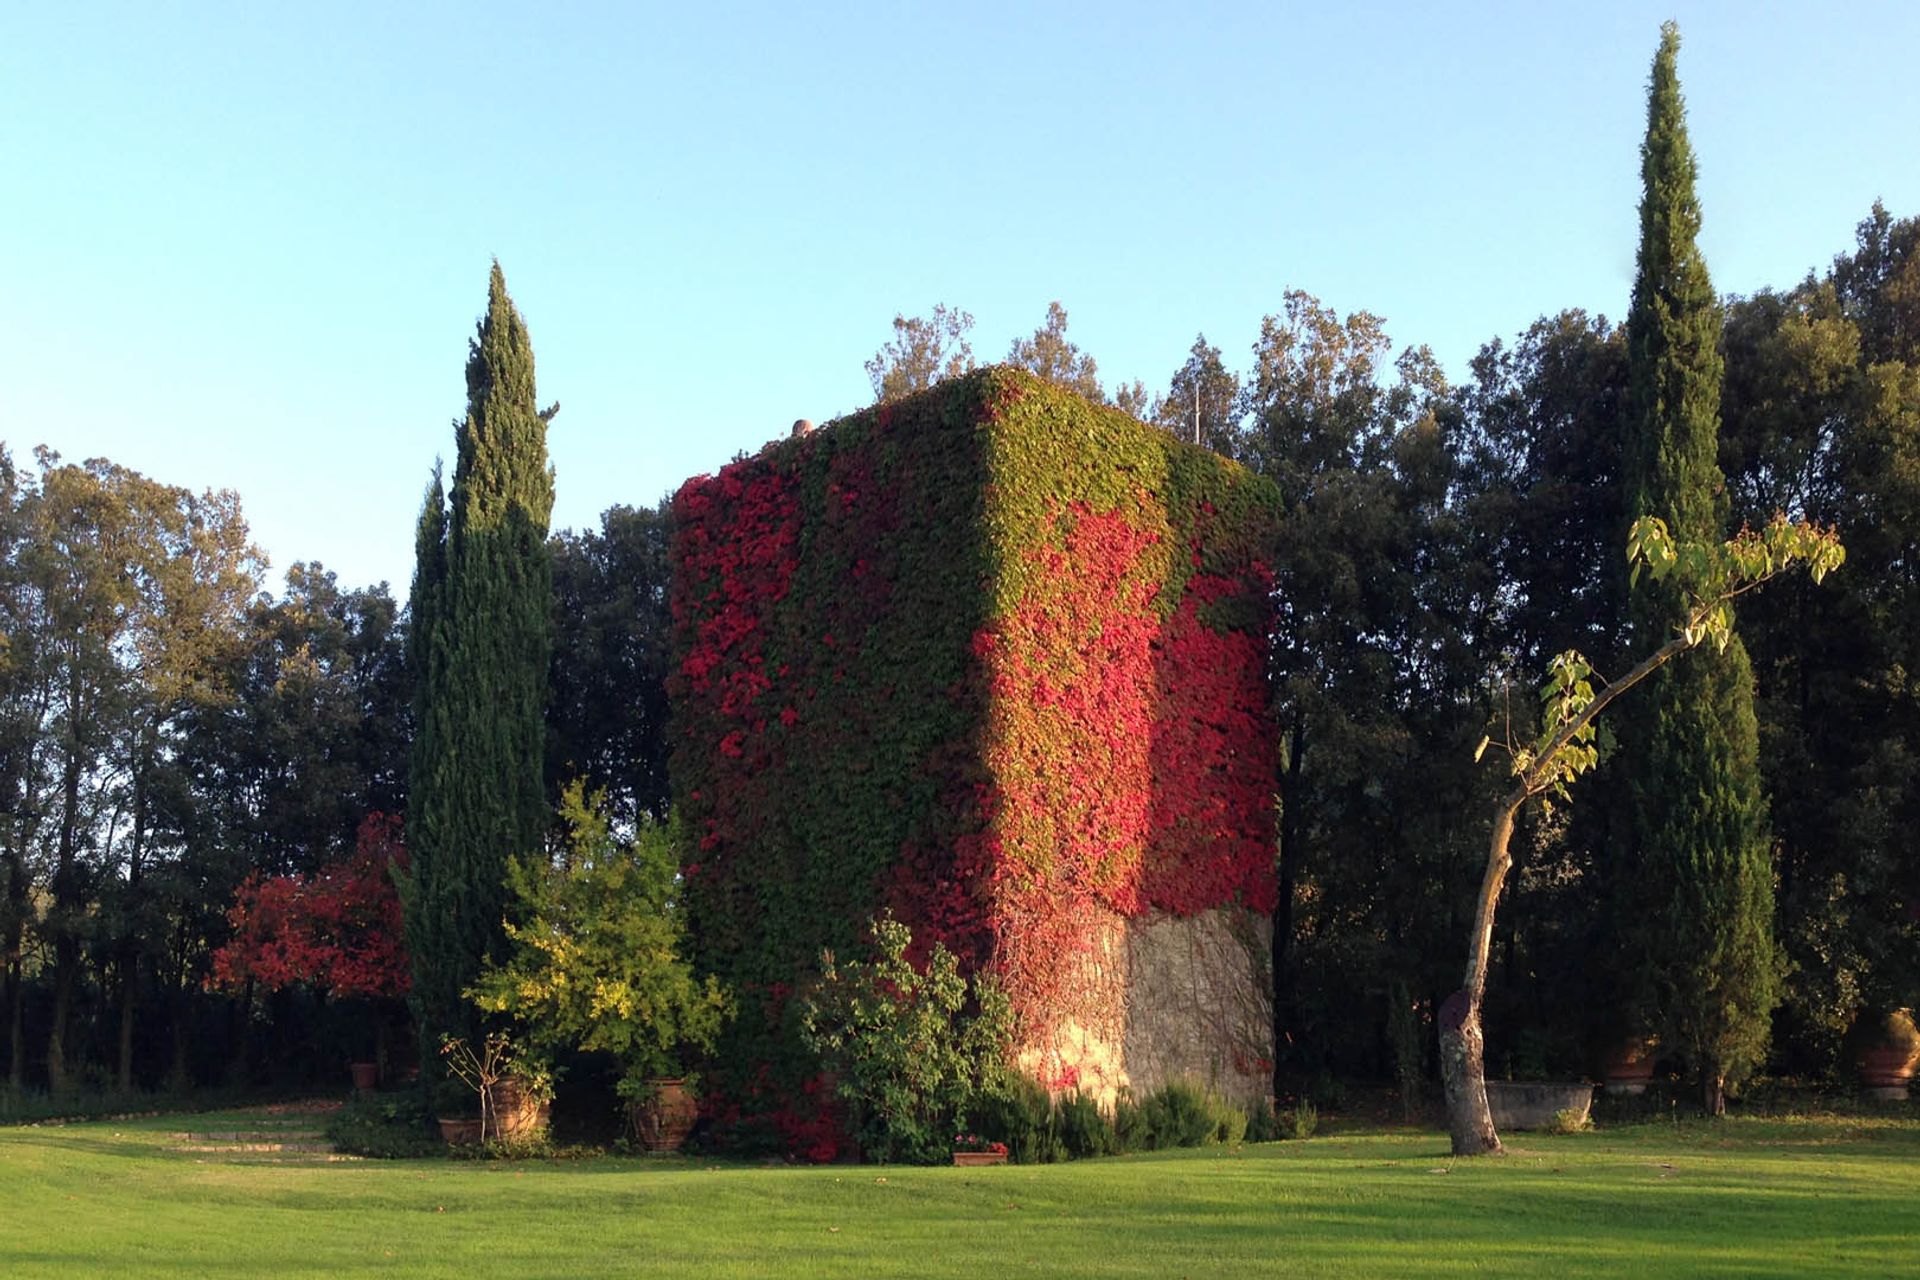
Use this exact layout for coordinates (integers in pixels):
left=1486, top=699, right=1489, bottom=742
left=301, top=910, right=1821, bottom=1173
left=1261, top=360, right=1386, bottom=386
left=1547, top=1107, right=1593, bottom=1134
left=971, top=1073, right=1063, bottom=1164
left=1056, top=1090, right=1115, bottom=1159
left=1244, top=1095, right=1281, bottom=1143
left=1279, top=1098, right=1319, bottom=1140
left=1141, top=1080, right=1218, bottom=1149
left=324, top=1094, right=440, bottom=1159
left=800, top=915, right=1014, bottom=1165
left=468, top=784, right=732, bottom=1103
left=1112, top=1088, right=1150, bottom=1153
left=1208, top=1093, right=1249, bottom=1146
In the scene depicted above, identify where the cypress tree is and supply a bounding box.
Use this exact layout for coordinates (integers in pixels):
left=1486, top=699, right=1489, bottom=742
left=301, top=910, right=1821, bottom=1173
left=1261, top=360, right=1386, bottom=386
left=403, top=264, right=555, bottom=1073
left=1619, top=23, right=1778, bottom=1115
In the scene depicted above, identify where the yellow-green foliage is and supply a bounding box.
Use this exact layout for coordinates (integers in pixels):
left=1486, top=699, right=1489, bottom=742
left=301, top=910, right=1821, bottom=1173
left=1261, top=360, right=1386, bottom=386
left=468, top=782, right=731, bottom=1098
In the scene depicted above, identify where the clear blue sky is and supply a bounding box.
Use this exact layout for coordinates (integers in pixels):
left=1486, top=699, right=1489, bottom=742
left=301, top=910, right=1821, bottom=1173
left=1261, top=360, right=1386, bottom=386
left=4, top=2, right=1915, bottom=600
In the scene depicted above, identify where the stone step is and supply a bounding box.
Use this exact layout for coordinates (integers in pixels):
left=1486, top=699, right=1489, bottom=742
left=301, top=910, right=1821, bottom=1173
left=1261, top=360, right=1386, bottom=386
left=171, top=1130, right=326, bottom=1143
left=176, top=1141, right=338, bottom=1153
left=187, top=1152, right=364, bottom=1164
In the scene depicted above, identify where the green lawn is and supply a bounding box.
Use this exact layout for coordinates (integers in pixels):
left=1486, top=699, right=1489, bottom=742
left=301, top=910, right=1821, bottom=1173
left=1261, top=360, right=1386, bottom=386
left=2, top=1106, right=1915, bottom=1277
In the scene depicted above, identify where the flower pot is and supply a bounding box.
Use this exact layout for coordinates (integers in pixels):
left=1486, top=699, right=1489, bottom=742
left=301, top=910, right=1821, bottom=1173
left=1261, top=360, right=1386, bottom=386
left=349, top=1061, right=378, bottom=1092
left=1856, top=1045, right=1917, bottom=1102
left=1848, top=1010, right=1919, bottom=1103
left=438, top=1116, right=484, bottom=1146
left=492, top=1076, right=552, bottom=1139
left=629, top=1078, right=698, bottom=1152
left=952, top=1151, right=1008, bottom=1167
left=1600, top=1038, right=1656, bottom=1096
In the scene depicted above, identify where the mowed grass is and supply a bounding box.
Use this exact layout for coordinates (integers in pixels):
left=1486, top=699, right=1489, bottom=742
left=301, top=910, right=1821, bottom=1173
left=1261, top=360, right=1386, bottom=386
left=2, top=1106, right=1916, bottom=1278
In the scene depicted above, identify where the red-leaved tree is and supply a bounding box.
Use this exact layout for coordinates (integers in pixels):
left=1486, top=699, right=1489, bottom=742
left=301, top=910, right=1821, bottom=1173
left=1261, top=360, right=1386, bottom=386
left=209, top=813, right=411, bottom=1000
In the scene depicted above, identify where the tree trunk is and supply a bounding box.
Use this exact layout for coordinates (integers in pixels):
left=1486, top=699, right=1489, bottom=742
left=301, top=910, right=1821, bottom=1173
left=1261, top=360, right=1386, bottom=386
left=169, top=978, right=192, bottom=1091
left=2, top=798, right=25, bottom=1090
left=4, top=955, right=21, bottom=1090
left=1440, top=801, right=1521, bottom=1156
left=1439, top=990, right=1500, bottom=1155
left=46, top=713, right=86, bottom=1095
left=46, top=940, right=75, bottom=1094
left=1271, top=718, right=1306, bottom=1100
left=1702, top=1072, right=1726, bottom=1117
left=116, top=954, right=137, bottom=1092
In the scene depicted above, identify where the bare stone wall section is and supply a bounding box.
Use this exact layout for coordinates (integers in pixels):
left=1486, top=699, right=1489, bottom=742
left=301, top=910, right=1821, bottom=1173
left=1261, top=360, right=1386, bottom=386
left=1121, top=907, right=1274, bottom=1108
left=1012, top=904, right=1274, bottom=1110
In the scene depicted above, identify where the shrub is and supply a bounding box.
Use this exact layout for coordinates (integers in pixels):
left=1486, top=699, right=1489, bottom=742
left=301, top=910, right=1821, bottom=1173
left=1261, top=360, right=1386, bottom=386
left=1279, top=1098, right=1319, bottom=1140
left=1208, top=1093, right=1249, bottom=1145
left=324, top=1093, right=440, bottom=1159
left=1056, top=1090, right=1116, bottom=1158
left=1141, top=1080, right=1218, bottom=1149
left=1112, top=1088, right=1150, bottom=1153
left=971, top=1074, right=1064, bottom=1164
left=800, top=915, right=1014, bottom=1164
left=1547, top=1107, right=1593, bottom=1134
left=1244, top=1095, right=1281, bottom=1143
left=468, top=784, right=732, bottom=1104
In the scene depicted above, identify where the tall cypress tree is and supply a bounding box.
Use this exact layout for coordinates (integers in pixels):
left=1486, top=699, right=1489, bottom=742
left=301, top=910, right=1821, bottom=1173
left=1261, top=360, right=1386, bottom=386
left=403, top=264, right=555, bottom=1073
left=1619, top=23, right=1778, bottom=1115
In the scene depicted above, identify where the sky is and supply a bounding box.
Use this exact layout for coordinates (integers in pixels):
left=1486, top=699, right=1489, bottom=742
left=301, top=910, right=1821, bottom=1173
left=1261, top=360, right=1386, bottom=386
left=3, top=2, right=1916, bottom=601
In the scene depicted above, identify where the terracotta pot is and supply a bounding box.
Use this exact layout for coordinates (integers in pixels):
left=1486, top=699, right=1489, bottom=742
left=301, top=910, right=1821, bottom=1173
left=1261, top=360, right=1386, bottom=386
left=438, top=1116, right=483, bottom=1146
left=1848, top=1011, right=1919, bottom=1103
left=952, top=1150, right=1008, bottom=1167
left=1856, top=1044, right=1917, bottom=1101
left=349, top=1061, right=378, bottom=1091
left=630, top=1078, right=698, bottom=1152
left=491, top=1077, right=552, bottom=1139
left=1600, top=1038, right=1656, bottom=1096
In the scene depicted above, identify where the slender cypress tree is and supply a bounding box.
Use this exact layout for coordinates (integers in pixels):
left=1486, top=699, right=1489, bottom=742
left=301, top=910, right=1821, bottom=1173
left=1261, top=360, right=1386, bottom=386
left=403, top=264, right=555, bottom=1073
left=1619, top=23, right=1779, bottom=1115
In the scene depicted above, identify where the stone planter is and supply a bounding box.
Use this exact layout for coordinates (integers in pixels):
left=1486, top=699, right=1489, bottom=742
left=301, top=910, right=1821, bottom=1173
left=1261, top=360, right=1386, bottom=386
left=630, top=1078, right=698, bottom=1152
left=953, top=1150, right=1009, bottom=1167
left=438, top=1116, right=483, bottom=1146
left=1484, top=1081, right=1594, bottom=1131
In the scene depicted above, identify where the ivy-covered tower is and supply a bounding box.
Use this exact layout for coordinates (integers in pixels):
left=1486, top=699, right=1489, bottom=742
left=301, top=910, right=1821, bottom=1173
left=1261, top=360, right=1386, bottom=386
left=404, top=263, right=556, bottom=1068
left=670, top=369, right=1281, bottom=1153
left=1618, top=23, right=1779, bottom=1115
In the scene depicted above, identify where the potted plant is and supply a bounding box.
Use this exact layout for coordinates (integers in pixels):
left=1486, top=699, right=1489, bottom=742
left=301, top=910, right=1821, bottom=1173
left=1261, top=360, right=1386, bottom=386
left=627, top=1075, right=701, bottom=1152
left=1598, top=1035, right=1658, bottom=1096
left=1847, top=1009, right=1920, bottom=1102
left=951, top=1133, right=1009, bottom=1167
left=467, top=784, right=732, bottom=1153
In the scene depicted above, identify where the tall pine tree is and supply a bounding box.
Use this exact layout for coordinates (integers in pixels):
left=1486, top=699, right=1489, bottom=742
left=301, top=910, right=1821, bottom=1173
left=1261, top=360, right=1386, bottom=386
left=1618, top=23, right=1779, bottom=1115
left=402, top=264, right=556, bottom=1073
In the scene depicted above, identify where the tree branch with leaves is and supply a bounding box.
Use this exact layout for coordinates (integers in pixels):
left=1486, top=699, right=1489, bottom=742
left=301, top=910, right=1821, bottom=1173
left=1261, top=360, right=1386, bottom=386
left=1441, top=514, right=1843, bottom=1156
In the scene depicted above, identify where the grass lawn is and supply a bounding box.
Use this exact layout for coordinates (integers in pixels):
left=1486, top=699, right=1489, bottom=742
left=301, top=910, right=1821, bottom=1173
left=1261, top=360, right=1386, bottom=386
left=1, top=1106, right=1915, bottom=1277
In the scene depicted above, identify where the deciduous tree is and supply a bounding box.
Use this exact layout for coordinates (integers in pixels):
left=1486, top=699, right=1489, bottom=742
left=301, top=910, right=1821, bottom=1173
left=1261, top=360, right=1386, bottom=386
left=865, top=305, right=977, bottom=404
